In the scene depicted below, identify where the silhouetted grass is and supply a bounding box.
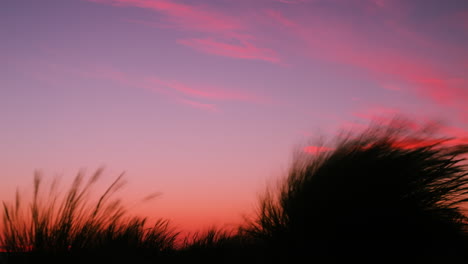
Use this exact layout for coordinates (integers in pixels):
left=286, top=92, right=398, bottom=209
left=2, top=120, right=468, bottom=263
left=244, top=121, right=468, bottom=262
left=182, top=228, right=236, bottom=250
left=1, top=169, right=177, bottom=263
left=175, top=227, right=267, bottom=264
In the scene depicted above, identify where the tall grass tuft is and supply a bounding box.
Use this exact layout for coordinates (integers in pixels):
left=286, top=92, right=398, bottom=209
left=245, top=121, right=468, bottom=262
left=1, top=168, right=177, bottom=263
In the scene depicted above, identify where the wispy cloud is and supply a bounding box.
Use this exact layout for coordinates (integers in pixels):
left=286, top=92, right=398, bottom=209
left=410, top=77, right=468, bottom=106
left=87, top=0, right=281, bottom=63
left=80, top=65, right=266, bottom=111
left=145, top=76, right=265, bottom=103
left=92, top=0, right=240, bottom=32
left=176, top=98, right=219, bottom=112
left=78, top=67, right=232, bottom=112
left=177, top=38, right=280, bottom=63
left=266, top=7, right=468, bottom=122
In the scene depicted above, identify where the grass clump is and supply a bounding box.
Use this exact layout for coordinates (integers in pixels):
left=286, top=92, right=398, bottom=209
left=245, top=121, right=468, bottom=262
left=1, top=168, right=177, bottom=263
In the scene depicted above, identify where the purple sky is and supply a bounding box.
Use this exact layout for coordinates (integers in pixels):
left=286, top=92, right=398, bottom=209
left=1, top=0, right=468, bottom=233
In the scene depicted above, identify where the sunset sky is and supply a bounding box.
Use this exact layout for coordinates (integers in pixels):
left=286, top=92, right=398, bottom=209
left=1, top=0, right=468, bottom=234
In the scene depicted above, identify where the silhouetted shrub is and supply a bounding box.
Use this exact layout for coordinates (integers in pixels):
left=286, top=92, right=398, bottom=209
left=245, top=121, right=468, bottom=262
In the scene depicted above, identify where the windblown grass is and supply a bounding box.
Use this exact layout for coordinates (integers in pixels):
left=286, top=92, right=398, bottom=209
left=1, top=168, right=177, bottom=263
left=2, top=120, right=468, bottom=263
left=244, top=121, right=468, bottom=262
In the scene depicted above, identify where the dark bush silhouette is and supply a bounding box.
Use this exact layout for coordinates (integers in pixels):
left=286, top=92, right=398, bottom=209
left=1, top=120, right=467, bottom=263
left=244, top=121, right=468, bottom=262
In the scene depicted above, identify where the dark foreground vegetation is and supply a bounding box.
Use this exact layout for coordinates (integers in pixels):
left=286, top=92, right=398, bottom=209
left=1, top=121, right=467, bottom=263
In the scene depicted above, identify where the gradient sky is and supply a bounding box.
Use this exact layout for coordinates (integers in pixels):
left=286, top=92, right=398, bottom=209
left=2, top=0, right=468, bottom=234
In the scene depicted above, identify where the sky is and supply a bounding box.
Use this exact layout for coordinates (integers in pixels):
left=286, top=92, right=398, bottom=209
left=1, top=0, right=468, bottom=234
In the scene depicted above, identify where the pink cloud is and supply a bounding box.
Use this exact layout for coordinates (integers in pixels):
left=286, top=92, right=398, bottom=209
left=88, top=0, right=240, bottom=32
left=87, top=0, right=280, bottom=63
left=267, top=9, right=467, bottom=120
left=146, top=77, right=265, bottom=103
left=79, top=65, right=267, bottom=111
left=80, top=66, right=173, bottom=97
left=176, top=98, right=219, bottom=112
left=84, top=66, right=234, bottom=112
left=409, top=77, right=468, bottom=106
left=89, top=2, right=466, bottom=116
left=177, top=38, right=280, bottom=63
